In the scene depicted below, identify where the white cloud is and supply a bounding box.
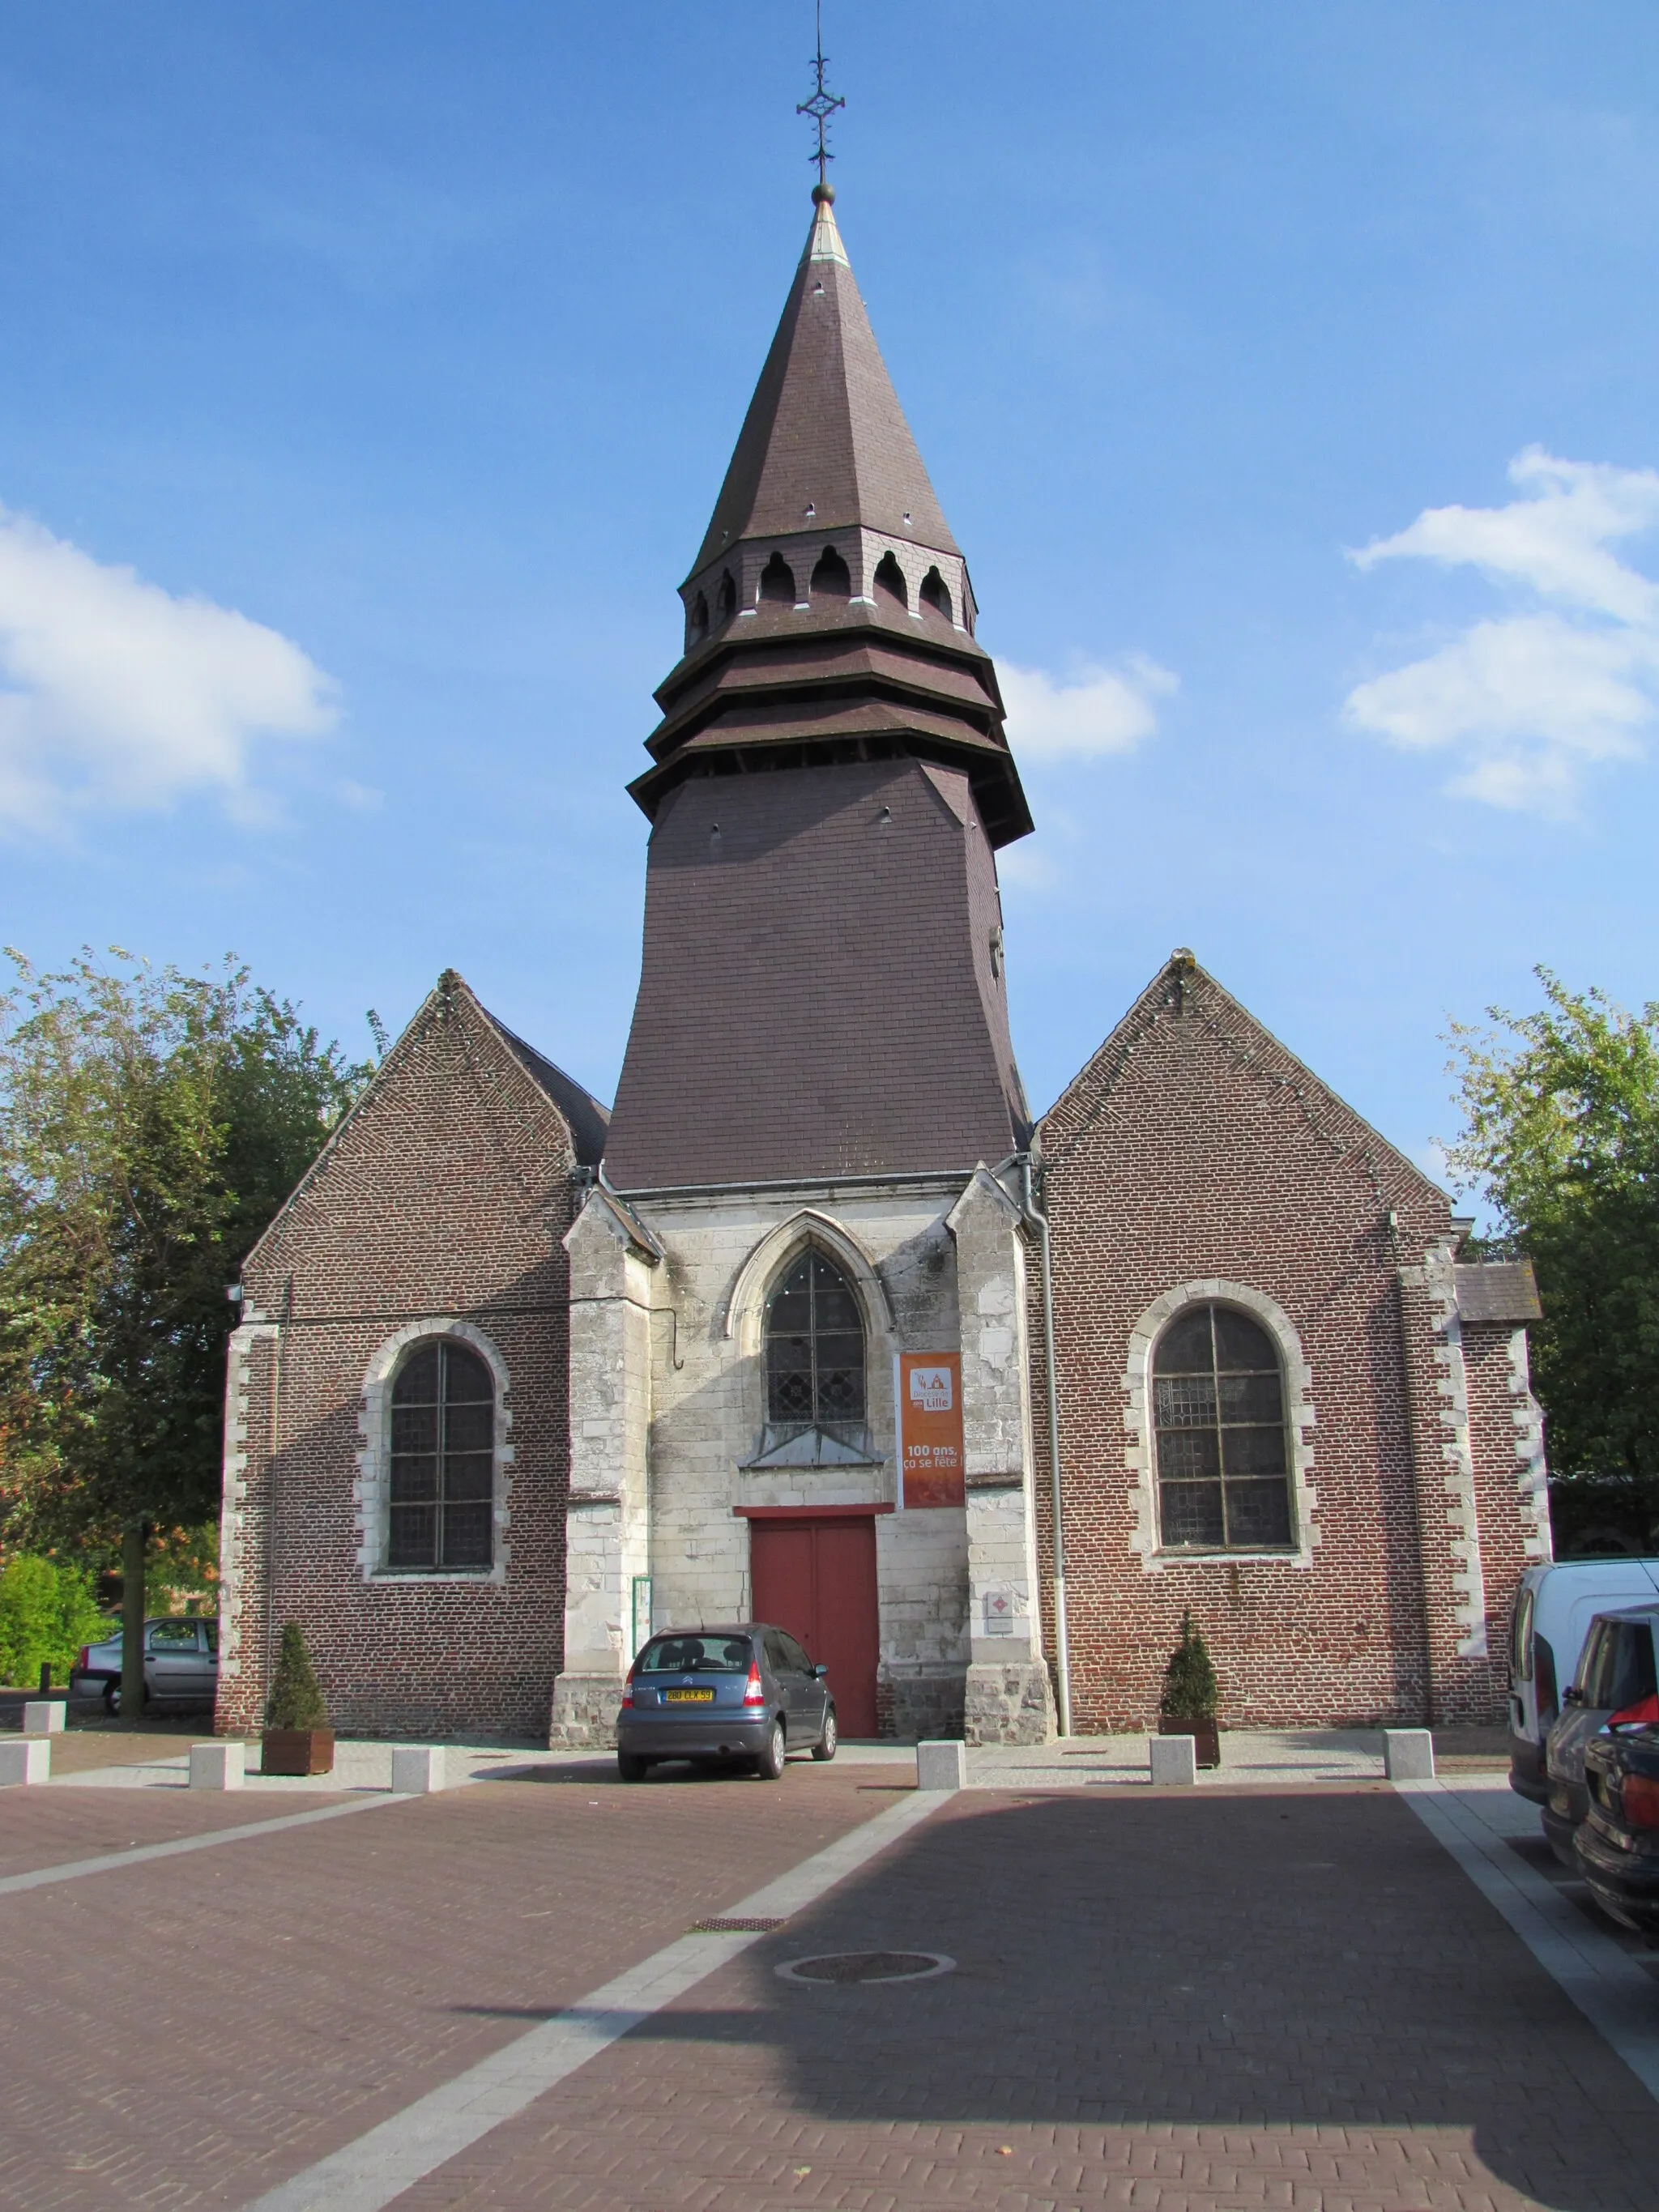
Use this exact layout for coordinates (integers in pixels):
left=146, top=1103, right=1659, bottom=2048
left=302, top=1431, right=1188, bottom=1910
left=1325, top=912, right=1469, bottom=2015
left=998, top=653, right=1178, bottom=761
left=1345, top=449, right=1659, bottom=818
left=0, top=505, right=338, bottom=833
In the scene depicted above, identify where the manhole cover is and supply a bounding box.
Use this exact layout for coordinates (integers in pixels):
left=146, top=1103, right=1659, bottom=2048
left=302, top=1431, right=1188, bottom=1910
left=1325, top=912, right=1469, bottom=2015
left=776, top=1950, right=955, bottom=1985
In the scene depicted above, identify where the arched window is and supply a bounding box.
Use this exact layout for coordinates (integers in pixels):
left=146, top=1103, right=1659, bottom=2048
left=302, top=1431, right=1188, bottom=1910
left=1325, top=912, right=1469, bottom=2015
left=716, top=569, right=737, bottom=625
left=687, top=590, right=709, bottom=647
left=389, top=1340, right=495, bottom=1569
left=1153, top=1303, right=1292, bottom=1551
left=810, top=545, right=851, bottom=600
left=919, top=566, right=953, bottom=623
left=765, top=1249, right=865, bottom=1438
left=759, top=552, right=797, bottom=604
left=873, top=550, right=908, bottom=610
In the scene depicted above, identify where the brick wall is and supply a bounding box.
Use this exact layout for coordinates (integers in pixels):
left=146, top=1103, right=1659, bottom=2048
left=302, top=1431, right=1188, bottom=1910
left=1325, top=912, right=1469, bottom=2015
left=216, top=973, right=595, bottom=1741
left=1032, top=954, right=1536, bottom=1731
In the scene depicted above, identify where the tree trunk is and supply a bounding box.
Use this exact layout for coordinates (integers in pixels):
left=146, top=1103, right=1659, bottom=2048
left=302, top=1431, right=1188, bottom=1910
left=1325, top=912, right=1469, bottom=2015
left=120, top=1524, right=147, bottom=1725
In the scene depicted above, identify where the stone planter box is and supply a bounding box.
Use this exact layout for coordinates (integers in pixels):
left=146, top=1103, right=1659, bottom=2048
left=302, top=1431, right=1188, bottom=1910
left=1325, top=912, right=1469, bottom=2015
left=261, top=1727, right=335, bottom=1776
left=1160, top=1715, right=1220, bottom=1769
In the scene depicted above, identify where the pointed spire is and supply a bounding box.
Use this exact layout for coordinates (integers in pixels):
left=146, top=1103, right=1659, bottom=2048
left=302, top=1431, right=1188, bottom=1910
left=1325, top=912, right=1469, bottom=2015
left=689, top=192, right=958, bottom=573
left=634, top=177, right=1032, bottom=855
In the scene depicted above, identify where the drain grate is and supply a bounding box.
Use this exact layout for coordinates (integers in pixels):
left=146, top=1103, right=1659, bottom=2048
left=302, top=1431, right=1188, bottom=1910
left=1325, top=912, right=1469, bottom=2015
left=689, top=1916, right=788, bottom=1933
left=777, top=1950, right=955, bottom=1985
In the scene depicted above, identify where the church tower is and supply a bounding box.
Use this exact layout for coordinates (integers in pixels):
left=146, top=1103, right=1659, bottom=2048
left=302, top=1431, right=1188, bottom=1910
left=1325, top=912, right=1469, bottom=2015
left=603, top=183, right=1033, bottom=1187
left=549, top=182, right=1056, bottom=1752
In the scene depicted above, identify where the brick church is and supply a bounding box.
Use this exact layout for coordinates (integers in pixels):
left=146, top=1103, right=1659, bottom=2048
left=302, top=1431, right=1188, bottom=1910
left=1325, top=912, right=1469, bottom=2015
left=215, top=181, right=1550, bottom=1748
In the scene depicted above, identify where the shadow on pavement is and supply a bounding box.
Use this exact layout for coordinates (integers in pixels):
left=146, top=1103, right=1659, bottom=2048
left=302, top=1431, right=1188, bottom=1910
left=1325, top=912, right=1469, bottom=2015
left=585, top=1792, right=1657, bottom=2212
left=476, top=1754, right=866, bottom=1786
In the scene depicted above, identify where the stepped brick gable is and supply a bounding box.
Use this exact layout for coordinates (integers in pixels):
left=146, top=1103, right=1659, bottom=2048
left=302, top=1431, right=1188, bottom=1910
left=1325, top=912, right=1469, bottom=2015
left=1035, top=952, right=1547, bottom=1730
left=215, top=973, right=605, bottom=1741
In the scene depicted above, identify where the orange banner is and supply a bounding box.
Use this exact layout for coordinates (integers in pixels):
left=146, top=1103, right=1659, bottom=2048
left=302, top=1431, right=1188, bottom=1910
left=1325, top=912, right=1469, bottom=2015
left=897, top=1353, right=965, bottom=1509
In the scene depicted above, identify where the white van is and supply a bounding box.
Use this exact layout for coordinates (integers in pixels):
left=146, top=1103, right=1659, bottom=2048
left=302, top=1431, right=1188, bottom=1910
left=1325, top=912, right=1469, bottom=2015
left=1509, top=1558, right=1659, bottom=1801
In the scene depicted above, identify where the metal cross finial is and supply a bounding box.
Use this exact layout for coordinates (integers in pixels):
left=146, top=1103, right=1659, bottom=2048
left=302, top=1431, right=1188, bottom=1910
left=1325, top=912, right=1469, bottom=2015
left=797, top=0, right=845, bottom=195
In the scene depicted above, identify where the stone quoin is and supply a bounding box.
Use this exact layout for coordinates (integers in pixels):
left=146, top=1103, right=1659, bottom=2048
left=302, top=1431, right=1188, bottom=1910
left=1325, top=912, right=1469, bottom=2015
left=217, top=181, right=1548, bottom=1748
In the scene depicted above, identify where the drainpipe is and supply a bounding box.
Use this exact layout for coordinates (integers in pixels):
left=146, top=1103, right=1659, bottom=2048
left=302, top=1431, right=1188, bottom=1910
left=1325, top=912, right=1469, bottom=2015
left=1017, top=1153, right=1072, bottom=1737
left=263, top=1273, right=292, bottom=1701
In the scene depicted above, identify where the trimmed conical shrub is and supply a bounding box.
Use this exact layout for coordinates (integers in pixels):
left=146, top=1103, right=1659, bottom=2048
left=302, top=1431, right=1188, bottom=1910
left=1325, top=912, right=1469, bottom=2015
left=265, top=1622, right=328, bottom=1730
left=1159, top=1609, right=1218, bottom=1723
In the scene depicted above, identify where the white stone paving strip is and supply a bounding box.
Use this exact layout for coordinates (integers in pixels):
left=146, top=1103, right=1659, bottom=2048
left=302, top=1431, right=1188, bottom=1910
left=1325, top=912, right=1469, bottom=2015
left=245, top=1786, right=948, bottom=2212
left=0, top=1792, right=400, bottom=1897
left=43, top=1739, right=576, bottom=1792
left=1401, top=1777, right=1659, bottom=2103
left=969, top=1728, right=1390, bottom=1790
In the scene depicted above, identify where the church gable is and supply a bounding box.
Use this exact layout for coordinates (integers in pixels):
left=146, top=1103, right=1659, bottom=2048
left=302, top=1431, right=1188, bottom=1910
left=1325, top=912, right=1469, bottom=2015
left=1040, top=949, right=1450, bottom=1241
left=217, top=971, right=605, bottom=1742
left=1034, top=952, right=1463, bottom=1730
left=242, top=970, right=604, bottom=1315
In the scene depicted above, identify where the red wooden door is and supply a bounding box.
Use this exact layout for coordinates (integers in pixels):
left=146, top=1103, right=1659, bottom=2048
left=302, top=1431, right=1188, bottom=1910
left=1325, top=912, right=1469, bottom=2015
left=748, top=1515, right=880, bottom=1739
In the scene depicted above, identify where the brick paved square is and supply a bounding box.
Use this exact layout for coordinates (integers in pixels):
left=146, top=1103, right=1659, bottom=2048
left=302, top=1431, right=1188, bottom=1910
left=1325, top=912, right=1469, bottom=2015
left=0, top=1783, right=350, bottom=1878
left=390, top=1791, right=1659, bottom=2212
left=0, top=1760, right=893, bottom=2208
left=4, top=1779, right=1655, bottom=2211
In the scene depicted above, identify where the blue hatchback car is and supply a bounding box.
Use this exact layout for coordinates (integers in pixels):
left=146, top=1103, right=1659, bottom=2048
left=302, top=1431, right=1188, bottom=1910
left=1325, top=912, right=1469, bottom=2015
left=616, top=1623, right=838, bottom=1781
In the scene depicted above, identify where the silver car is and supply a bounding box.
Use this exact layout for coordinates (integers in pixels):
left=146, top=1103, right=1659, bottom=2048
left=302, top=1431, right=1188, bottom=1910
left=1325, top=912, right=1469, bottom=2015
left=70, top=1617, right=220, bottom=1715
left=616, top=1623, right=837, bottom=1781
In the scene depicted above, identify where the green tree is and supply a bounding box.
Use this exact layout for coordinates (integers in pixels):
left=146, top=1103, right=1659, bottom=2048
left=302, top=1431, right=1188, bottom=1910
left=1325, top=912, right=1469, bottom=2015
left=1448, top=970, right=1659, bottom=1541
left=264, top=1621, right=329, bottom=1731
left=1159, top=1609, right=1218, bottom=1723
left=0, top=948, right=369, bottom=1713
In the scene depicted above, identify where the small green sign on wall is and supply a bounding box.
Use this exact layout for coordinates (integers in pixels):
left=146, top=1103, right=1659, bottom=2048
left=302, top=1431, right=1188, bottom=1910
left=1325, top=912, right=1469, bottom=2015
left=631, top=1575, right=653, bottom=1656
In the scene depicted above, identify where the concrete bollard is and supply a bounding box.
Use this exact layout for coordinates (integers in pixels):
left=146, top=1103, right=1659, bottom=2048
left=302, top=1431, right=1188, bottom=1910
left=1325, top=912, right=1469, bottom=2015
left=0, top=1738, right=50, bottom=1786
left=391, top=1745, right=447, bottom=1794
left=22, top=1700, right=66, bottom=1735
left=189, top=1741, right=245, bottom=1791
left=915, top=1740, right=967, bottom=1792
left=1149, top=1734, right=1197, bottom=1787
left=1384, top=1728, right=1435, bottom=1782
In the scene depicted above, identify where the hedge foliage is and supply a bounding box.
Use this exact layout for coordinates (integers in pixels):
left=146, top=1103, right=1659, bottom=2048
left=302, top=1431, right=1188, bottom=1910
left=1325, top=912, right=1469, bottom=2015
left=0, top=1554, right=106, bottom=1688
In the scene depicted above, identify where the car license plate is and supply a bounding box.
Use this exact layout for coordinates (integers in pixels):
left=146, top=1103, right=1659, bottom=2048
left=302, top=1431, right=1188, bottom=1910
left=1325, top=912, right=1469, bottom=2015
left=665, top=1688, right=714, bottom=1703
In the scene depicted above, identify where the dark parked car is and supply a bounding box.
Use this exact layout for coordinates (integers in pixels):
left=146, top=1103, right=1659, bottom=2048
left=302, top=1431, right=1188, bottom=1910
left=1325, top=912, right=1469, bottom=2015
left=70, top=1617, right=220, bottom=1714
left=616, top=1623, right=837, bottom=1782
left=1576, top=1726, right=1659, bottom=1935
left=1508, top=1558, right=1659, bottom=1802
left=1542, top=1604, right=1659, bottom=1865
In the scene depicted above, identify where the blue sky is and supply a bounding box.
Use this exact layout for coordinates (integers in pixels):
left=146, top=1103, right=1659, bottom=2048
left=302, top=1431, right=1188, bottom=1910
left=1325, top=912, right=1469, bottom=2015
left=3, top=4, right=1657, bottom=1194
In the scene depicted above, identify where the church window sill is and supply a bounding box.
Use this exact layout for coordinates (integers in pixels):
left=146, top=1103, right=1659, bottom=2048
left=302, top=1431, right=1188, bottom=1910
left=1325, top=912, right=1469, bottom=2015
left=742, top=1419, right=881, bottom=1472
left=740, top=1453, right=886, bottom=1473
left=1154, top=1548, right=1303, bottom=1566
left=368, top=1568, right=501, bottom=1584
